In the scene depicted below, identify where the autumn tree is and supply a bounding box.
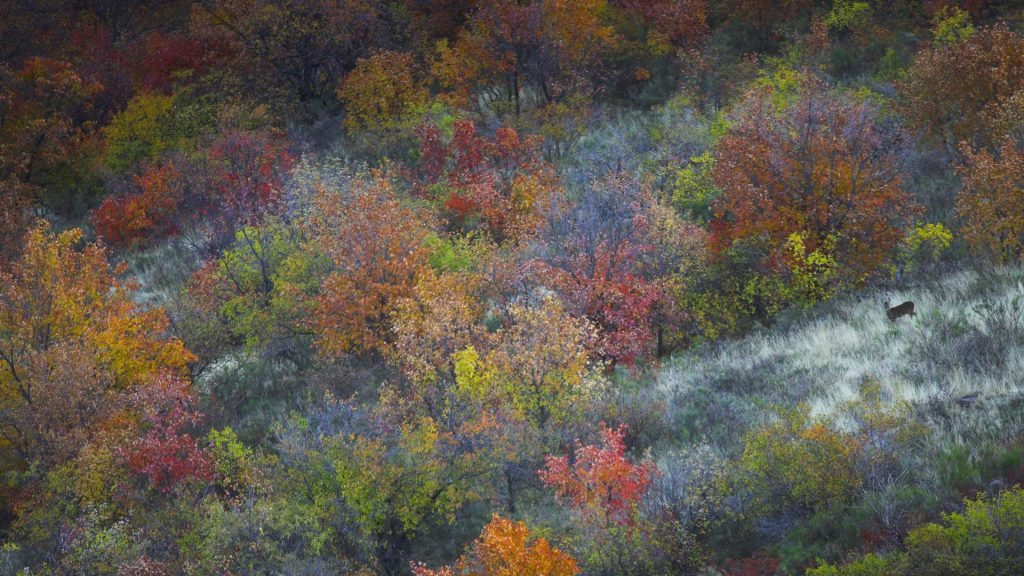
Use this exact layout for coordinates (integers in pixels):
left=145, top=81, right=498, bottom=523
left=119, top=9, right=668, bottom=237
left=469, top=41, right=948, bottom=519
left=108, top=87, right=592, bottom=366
left=307, top=173, right=434, bottom=357
left=389, top=288, right=596, bottom=516
left=194, top=0, right=394, bottom=109
left=711, top=75, right=916, bottom=285
left=130, top=30, right=218, bottom=95
left=124, top=373, right=214, bottom=494
left=91, top=161, right=187, bottom=248
left=455, top=297, right=597, bottom=430
left=439, top=0, right=617, bottom=115
left=808, top=486, right=1024, bottom=576
left=183, top=420, right=369, bottom=574
left=184, top=217, right=326, bottom=367
left=615, top=0, right=708, bottom=50
left=416, top=120, right=559, bottom=242
left=0, top=57, right=102, bottom=256
left=957, top=138, right=1024, bottom=262
left=1, top=342, right=119, bottom=470
left=100, top=83, right=218, bottom=176
left=536, top=173, right=674, bottom=363
left=902, top=19, right=1024, bottom=264
left=388, top=270, right=565, bottom=515
left=206, top=127, right=294, bottom=233
left=900, top=22, right=1024, bottom=153
left=0, top=222, right=194, bottom=480
left=539, top=423, right=661, bottom=575
left=540, top=423, right=656, bottom=526
left=103, top=92, right=181, bottom=173
left=412, top=514, right=580, bottom=576
left=65, top=17, right=133, bottom=122
left=390, top=270, right=486, bottom=388
left=338, top=50, right=430, bottom=135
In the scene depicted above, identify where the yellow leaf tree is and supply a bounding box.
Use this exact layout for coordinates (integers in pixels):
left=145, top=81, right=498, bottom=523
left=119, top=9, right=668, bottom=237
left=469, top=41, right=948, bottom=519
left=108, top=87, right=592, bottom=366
left=0, top=221, right=193, bottom=472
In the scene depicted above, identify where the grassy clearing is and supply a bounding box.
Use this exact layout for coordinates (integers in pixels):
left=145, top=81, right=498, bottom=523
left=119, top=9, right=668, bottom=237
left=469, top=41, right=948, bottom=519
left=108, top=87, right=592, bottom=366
left=121, top=236, right=208, bottom=308
left=657, top=267, right=1024, bottom=458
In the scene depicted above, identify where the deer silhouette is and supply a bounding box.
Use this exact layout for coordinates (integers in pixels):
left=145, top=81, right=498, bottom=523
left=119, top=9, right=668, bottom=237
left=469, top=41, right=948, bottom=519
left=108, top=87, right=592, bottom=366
left=884, top=300, right=916, bottom=321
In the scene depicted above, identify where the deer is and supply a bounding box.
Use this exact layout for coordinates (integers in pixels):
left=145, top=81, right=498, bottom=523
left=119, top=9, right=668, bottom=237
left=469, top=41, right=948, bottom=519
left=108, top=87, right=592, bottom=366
left=884, top=300, right=916, bottom=321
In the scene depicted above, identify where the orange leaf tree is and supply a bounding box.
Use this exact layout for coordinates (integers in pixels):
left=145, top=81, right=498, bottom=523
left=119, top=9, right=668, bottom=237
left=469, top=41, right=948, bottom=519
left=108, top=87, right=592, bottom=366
left=442, top=0, right=616, bottom=115
left=899, top=22, right=1024, bottom=154
left=307, top=173, right=434, bottom=356
left=0, top=57, right=102, bottom=259
left=711, top=75, right=917, bottom=284
left=412, top=514, right=580, bottom=576
left=957, top=137, right=1024, bottom=262
left=390, top=270, right=486, bottom=388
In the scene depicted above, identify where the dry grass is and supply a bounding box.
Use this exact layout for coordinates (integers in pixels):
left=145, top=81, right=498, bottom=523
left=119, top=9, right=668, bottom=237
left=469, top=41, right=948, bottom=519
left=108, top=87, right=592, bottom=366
left=656, top=267, right=1024, bottom=456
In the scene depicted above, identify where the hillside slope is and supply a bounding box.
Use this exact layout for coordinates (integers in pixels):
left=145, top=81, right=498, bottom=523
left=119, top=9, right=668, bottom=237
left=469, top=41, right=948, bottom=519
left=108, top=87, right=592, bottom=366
left=657, top=267, right=1024, bottom=459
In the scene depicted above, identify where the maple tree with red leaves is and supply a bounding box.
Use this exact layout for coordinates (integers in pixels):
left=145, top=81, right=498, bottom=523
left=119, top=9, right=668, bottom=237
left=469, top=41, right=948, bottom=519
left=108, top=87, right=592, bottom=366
left=416, top=120, right=557, bottom=242
left=125, top=374, right=214, bottom=494
left=536, top=174, right=671, bottom=364
left=131, top=31, right=213, bottom=94
left=91, top=162, right=185, bottom=248
left=539, top=241, right=665, bottom=365
left=207, top=128, right=294, bottom=229
left=66, top=18, right=133, bottom=117
left=540, top=423, right=657, bottom=526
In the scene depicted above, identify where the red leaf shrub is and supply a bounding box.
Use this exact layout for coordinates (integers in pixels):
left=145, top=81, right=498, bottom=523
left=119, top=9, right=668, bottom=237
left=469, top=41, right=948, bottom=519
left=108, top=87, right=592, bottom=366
left=125, top=374, right=214, bottom=493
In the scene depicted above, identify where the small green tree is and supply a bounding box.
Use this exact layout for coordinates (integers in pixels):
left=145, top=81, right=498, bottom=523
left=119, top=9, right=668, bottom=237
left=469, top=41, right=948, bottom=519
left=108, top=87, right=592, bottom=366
left=810, top=486, right=1024, bottom=576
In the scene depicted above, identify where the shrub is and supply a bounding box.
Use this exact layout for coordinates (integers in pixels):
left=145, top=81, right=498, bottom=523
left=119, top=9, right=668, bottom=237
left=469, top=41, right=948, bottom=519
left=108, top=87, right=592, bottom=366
left=739, top=406, right=862, bottom=514
left=339, top=51, right=429, bottom=135
left=810, top=486, right=1024, bottom=576
left=412, top=515, right=580, bottom=576
left=91, top=162, right=186, bottom=249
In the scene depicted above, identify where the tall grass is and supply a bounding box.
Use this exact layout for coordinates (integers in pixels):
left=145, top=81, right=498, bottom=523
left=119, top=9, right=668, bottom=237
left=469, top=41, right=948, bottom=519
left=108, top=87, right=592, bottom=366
left=656, top=267, right=1024, bottom=457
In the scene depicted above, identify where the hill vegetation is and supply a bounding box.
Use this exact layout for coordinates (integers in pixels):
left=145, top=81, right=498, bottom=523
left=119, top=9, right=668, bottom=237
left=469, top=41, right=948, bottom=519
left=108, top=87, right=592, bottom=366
left=3, top=1, right=1024, bottom=575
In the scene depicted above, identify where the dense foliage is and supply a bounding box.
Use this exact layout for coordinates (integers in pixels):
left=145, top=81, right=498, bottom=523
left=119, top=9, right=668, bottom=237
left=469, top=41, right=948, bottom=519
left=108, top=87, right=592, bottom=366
left=2, top=1, right=1024, bottom=575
